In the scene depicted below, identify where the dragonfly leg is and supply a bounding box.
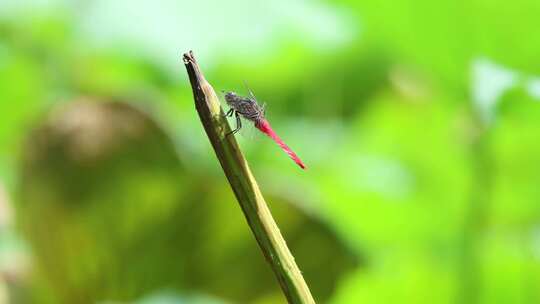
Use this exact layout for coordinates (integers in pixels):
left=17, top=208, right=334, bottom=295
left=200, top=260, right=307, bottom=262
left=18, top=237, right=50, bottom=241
left=226, top=111, right=242, bottom=136
left=223, top=108, right=234, bottom=117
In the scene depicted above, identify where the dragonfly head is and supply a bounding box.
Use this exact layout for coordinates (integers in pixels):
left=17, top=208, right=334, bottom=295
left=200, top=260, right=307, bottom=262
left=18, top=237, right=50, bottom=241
left=223, top=91, right=238, bottom=104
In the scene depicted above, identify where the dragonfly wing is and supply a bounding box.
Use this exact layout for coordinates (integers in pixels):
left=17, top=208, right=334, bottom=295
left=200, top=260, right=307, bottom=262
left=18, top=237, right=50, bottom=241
left=243, top=81, right=258, bottom=102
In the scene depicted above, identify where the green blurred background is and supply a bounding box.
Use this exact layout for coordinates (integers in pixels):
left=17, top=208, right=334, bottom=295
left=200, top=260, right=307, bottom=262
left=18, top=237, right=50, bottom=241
left=1, top=0, right=540, bottom=303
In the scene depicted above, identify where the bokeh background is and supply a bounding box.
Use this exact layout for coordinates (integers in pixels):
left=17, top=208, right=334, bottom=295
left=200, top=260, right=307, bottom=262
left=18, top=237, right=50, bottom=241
left=1, top=0, right=540, bottom=303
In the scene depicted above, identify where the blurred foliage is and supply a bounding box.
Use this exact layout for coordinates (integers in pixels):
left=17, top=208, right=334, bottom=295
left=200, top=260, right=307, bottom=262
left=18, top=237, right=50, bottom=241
left=0, top=0, right=540, bottom=303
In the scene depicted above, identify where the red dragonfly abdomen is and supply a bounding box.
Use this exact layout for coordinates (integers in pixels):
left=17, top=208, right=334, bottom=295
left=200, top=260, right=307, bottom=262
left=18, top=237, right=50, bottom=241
left=256, top=119, right=306, bottom=169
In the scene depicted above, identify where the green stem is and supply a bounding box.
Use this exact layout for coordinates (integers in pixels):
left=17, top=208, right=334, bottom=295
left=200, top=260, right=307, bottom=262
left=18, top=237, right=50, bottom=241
left=182, top=51, right=315, bottom=304
left=459, top=117, right=492, bottom=304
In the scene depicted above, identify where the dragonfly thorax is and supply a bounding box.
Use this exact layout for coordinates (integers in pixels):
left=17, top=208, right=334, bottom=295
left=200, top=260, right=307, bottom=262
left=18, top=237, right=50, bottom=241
left=224, top=91, right=265, bottom=123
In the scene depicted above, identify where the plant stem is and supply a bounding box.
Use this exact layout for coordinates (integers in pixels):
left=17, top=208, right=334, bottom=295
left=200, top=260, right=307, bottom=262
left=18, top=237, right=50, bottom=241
left=459, top=116, right=492, bottom=304
left=182, top=51, right=315, bottom=304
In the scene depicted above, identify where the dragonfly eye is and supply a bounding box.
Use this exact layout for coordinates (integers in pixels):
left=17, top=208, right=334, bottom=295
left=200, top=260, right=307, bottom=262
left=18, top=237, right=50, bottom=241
left=224, top=91, right=237, bottom=101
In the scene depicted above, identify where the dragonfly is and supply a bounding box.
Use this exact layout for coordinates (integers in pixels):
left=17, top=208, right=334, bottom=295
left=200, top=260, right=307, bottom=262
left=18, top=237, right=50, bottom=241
left=223, top=88, right=306, bottom=169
